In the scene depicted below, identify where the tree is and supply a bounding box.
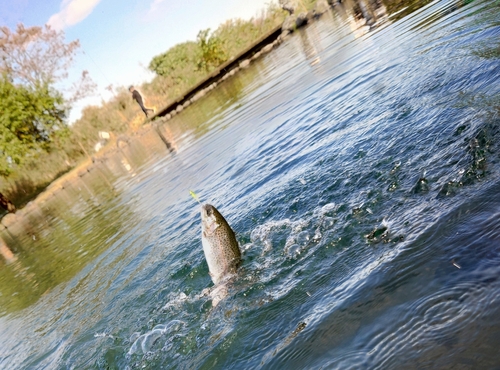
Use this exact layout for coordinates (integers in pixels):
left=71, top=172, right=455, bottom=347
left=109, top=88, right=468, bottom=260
left=0, top=23, right=95, bottom=176
left=0, top=24, right=94, bottom=211
left=0, top=24, right=95, bottom=105
left=0, top=76, right=66, bottom=177
left=196, top=29, right=227, bottom=71
left=148, top=41, right=209, bottom=98
left=1, top=24, right=75, bottom=87
left=148, top=41, right=200, bottom=79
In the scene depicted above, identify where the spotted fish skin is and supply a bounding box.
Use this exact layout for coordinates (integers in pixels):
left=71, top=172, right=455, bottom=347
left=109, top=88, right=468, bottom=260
left=201, top=204, right=241, bottom=285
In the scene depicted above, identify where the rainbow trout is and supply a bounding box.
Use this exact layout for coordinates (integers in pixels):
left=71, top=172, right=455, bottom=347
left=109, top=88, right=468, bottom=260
left=201, top=204, right=241, bottom=285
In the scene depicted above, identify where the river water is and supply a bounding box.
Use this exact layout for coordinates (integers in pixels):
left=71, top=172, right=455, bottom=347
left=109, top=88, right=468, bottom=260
left=1, top=0, right=499, bottom=368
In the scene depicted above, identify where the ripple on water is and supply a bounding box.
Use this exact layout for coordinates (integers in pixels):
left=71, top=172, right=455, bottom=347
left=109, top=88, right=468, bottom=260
left=361, top=277, right=500, bottom=370
left=2, top=1, right=499, bottom=369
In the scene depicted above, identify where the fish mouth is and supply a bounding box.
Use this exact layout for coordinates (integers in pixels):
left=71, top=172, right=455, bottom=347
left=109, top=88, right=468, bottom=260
left=201, top=204, right=218, bottom=235
left=201, top=204, right=215, bottom=219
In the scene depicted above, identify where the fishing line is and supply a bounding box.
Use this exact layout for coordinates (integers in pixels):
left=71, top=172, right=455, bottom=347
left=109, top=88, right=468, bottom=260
left=81, top=48, right=111, bottom=85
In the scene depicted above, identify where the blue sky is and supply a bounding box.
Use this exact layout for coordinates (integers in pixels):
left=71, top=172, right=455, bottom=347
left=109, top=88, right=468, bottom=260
left=0, top=0, right=273, bottom=121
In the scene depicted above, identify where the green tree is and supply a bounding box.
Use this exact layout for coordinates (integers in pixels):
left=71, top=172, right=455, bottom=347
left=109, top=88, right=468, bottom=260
left=0, top=24, right=95, bottom=178
left=0, top=24, right=94, bottom=211
left=196, top=28, right=227, bottom=71
left=148, top=41, right=208, bottom=99
left=149, top=41, right=200, bottom=79
left=0, top=77, right=66, bottom=177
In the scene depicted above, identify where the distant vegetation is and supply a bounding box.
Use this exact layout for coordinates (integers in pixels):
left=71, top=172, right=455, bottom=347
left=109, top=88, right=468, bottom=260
left=0, top=24, right=95, bottom=209
left=0, top=3, right=286, bottom=209
left=146, top=5, right=287, bottom=101
left=0, top=0, right=428, bottom=211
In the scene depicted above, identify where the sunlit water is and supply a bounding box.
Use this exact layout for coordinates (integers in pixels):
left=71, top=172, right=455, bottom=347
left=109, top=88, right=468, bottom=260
left=1, top=0, right=499, bottom=368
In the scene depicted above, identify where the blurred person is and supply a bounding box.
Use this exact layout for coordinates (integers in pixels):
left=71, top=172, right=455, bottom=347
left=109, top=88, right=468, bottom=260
left=129, top=86, right=154, bottom=117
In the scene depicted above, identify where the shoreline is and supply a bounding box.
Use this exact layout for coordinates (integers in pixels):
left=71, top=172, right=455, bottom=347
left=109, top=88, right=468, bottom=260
left=0, top=2, right=337, bottom=228
left=150, top=25, right=283, bottom=120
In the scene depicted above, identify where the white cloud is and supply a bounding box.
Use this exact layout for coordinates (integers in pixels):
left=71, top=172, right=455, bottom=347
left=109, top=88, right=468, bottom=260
left=48, top=0, right=101, bottom=30
left=149, top=0, right=167, bottom=13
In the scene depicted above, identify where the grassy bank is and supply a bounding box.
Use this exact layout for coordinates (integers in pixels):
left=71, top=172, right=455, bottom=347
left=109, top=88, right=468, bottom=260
left=1, top=0, right=420, bottom=212
left=0, top=2, right=289, bottom=210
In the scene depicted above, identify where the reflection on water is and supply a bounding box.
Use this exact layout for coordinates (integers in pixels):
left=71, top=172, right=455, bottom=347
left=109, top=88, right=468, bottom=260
left=1, top=0, right=499, bottom=368
left=298, top=20, right=324, bottom=66
left=0, top=174, right=124, bottom=314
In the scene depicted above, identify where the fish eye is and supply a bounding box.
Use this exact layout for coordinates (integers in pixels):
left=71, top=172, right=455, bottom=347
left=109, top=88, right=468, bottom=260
left=206, top=208, right=213, bottom=216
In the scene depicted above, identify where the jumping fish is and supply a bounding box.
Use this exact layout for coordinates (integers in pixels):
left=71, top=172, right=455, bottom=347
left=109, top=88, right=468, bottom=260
left=200, top=204, right=241, bottom=285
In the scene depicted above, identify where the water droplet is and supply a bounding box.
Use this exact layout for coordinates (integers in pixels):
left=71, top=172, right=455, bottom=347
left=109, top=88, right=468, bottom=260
left=296, top=231, right=310, bottom=246
left=286, top=244, right=301, bottom=258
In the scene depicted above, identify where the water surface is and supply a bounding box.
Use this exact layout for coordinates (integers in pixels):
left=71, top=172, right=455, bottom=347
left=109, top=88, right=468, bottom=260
left=1, top=0, right=499, bottom=368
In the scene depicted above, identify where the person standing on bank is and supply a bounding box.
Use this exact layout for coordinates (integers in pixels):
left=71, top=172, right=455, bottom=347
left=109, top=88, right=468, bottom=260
left=129, top=86, right=155, bottom=117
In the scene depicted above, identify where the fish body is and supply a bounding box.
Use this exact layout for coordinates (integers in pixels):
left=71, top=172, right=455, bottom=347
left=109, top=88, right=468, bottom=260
left=200, top=204, right=241, bottom=285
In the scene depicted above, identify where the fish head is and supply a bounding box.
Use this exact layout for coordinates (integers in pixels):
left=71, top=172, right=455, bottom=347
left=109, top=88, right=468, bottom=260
left=201, top=204, right=222, bottom=237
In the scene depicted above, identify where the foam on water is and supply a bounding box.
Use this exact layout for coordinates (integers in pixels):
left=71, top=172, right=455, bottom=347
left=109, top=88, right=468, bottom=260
left=127, top=320, right=185, bottom=355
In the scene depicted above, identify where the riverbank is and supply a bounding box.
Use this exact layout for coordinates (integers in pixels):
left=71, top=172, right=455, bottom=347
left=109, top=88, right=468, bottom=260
left=0, top=0, right=375, bottom=228
left=149, top=1, right=336, bottom=121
